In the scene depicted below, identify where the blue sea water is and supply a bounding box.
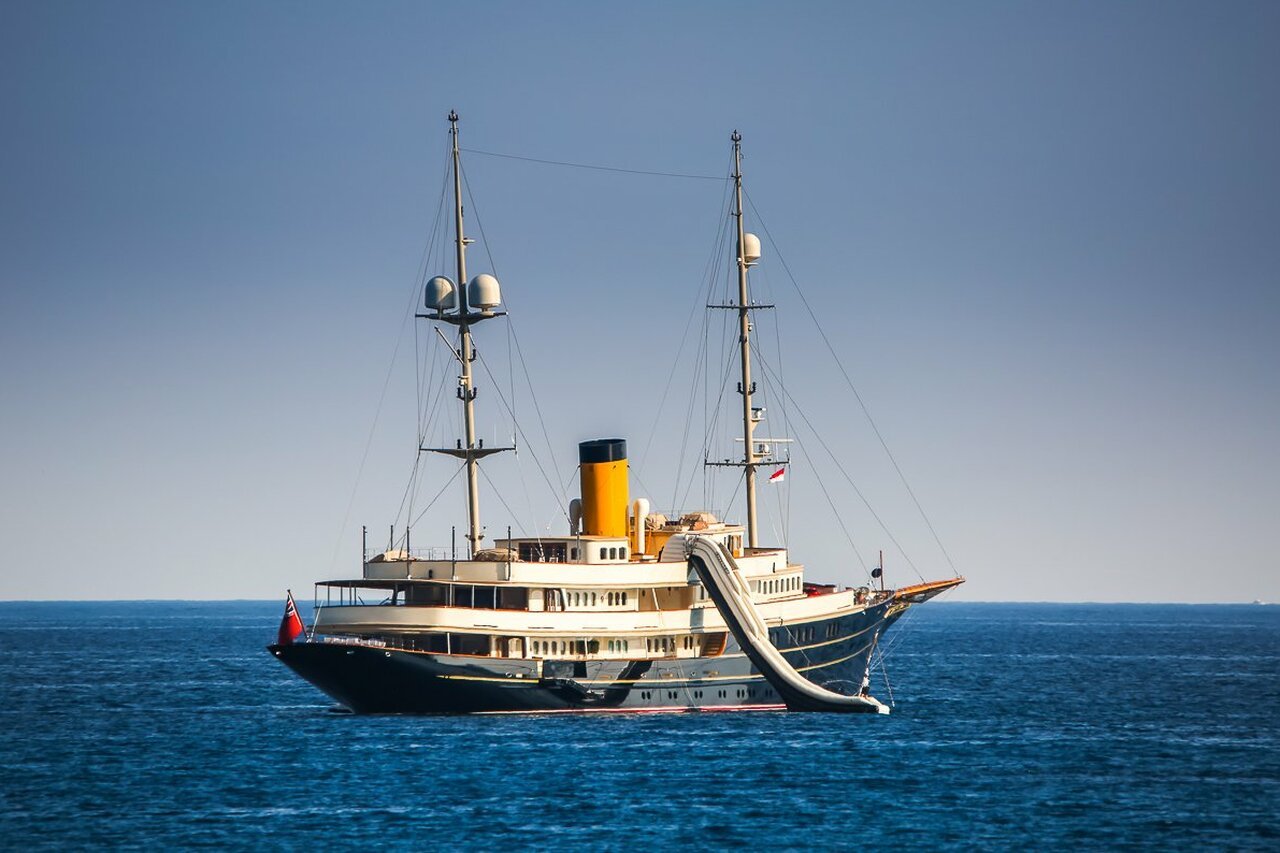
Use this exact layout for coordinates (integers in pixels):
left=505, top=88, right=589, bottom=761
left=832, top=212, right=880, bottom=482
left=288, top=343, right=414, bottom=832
left=0, top=602, right=1276, bottom=850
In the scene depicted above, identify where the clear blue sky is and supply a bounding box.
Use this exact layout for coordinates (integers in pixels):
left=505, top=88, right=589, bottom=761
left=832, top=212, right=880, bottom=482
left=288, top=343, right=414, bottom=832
left=2, top=1, right=1277, bottom=601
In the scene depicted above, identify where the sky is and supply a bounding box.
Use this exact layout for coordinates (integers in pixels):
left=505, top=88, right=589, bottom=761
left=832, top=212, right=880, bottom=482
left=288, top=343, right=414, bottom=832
left=1, top=1, right=1277, bottom=602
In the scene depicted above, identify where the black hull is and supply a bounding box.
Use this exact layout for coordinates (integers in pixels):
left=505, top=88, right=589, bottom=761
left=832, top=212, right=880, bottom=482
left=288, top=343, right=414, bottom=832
left=270, top=599, right=901, bottom=715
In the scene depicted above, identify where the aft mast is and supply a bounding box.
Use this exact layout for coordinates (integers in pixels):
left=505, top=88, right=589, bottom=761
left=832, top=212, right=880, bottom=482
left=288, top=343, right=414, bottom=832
left=420, top=110, right=511, bottom=557
left=706, top=130, right=771, bottom=549
left=730, top=131, right=762, bottom=549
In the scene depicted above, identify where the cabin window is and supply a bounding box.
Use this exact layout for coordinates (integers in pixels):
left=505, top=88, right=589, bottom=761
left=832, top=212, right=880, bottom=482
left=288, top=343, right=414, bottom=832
left=599, top=547, right=607, bottom=559
left=591, top=592, right=597, bottom=606
left=608, top=547, right=617, bottom=559
left=450, top=633, right=490, bottom=656
left=570, top=547, right=579, bottom=560
left=619, top=547, right=627, bottom=559
left=621, top=592, right=628, bottom=605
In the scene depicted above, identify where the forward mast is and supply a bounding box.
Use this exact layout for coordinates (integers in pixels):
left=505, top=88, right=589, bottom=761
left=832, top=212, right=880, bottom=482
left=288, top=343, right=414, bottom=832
left=419, top=110, right=511, bottom=557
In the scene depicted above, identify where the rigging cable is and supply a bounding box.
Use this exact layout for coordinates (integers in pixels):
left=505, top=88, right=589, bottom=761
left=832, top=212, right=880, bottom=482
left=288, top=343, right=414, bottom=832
left=460, top=162, right=570, bottom=515
left=326, top=148, right=451, bottom=573
left=408, top=463, right=467, bottom=529
left=744, top=190, right=959, bottom=578
left=754, top=347, right=923, bottom=582
left=461, top=147, right=729, bottom=182
left=474, top=348, right=568, bottom=520
left=636, top=164, right=735, bottom=477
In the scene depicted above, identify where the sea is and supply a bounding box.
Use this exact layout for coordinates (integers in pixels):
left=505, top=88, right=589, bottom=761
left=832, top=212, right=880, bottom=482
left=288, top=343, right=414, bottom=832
left=1, top=602, right=1276, bottom=850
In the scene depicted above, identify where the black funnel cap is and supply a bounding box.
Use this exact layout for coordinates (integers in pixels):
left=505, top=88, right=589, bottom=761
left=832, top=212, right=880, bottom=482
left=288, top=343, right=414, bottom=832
left=579, top=438, right=627, bottom=464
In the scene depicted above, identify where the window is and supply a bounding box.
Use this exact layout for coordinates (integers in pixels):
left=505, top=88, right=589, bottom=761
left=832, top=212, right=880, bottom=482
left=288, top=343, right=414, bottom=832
left=570, top=547, right=579, bottom=561
left=621, top=592, right=628, bottom=605
left=609, top=547, right=617, bottom=559
left=591, top=592, right=597, bottom=606
left=599, top=547, right=607, bottom=559
left=620, top=547, right=627, bottom=559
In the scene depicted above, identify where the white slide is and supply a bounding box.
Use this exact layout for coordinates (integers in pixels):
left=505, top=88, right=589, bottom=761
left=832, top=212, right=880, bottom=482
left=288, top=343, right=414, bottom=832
left=685, top=535, right=889, bottom=714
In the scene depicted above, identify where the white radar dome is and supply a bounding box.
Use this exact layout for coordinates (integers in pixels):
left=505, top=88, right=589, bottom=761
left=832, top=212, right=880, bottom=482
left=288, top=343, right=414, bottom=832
left=741, top=233, right=762, bottom=264
left=468, top=273, right=502, bottom=311
left=425, top=276, right=457, bottom=311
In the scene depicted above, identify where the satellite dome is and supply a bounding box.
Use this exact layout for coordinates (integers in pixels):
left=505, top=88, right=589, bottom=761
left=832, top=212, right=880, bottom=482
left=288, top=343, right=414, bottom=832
left=425, top=276, right=456, bottom=311
left=468, top=274, right=501, bottom=311
left=741, top=233, right=762, bottom=264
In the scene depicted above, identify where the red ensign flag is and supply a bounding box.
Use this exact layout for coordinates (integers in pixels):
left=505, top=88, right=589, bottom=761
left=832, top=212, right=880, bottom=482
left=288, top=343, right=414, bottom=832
left=277, top=591, right=305, bottom=645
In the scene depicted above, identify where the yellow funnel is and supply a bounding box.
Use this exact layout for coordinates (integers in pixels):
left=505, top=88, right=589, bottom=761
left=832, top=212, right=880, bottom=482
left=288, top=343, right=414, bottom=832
left=579, top=439, right=628, bottom=538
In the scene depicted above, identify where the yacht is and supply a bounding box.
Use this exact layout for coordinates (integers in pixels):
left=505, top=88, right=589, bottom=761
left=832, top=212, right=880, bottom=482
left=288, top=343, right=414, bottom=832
left=269, top=113, right=963, bottom=714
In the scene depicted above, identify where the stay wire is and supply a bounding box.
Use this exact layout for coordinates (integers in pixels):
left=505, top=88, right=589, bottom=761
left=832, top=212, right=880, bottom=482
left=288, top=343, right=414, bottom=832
left=460, top=161, right=570, bottom=511
left=408, top=463, right=467, bottom=530
left=744, top=190, right=959, bottom=578
left=754, top=348, right=924, bottom=582
left=474, top=348, right=568, bottom=520
left=637, top=168, right=735, bottom=476
left=326, top=148, right=451, bottom=574
left=461, top=147, right=729, bottom=182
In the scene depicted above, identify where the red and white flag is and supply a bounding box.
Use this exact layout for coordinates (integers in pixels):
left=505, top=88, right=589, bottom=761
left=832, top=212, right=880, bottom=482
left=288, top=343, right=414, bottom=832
left=277, top=590, right=305, bottom=645
left=768, top=467, right=786, bottom=484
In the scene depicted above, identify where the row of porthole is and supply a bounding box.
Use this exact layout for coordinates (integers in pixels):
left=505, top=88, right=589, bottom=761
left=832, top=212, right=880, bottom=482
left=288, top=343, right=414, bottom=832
left=639, top=686, right=772, bottom=702
left=530, top=639, right=597, bottom=656
left=759, top=576, right=800, bottom=595
left=646, top=636, right=674, bottom=653
left=564, top=590, right=629, bottom=607
left=531, top=638, right=642, bottom=656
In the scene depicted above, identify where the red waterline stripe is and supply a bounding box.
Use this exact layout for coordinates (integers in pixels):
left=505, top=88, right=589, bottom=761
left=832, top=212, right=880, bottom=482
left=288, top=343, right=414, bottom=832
left=474, top=703, right=788, bottom=716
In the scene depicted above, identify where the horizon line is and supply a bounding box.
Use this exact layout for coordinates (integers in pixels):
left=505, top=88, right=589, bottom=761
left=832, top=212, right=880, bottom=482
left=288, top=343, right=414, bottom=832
left=0, top=598, right=1270, bottom=606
